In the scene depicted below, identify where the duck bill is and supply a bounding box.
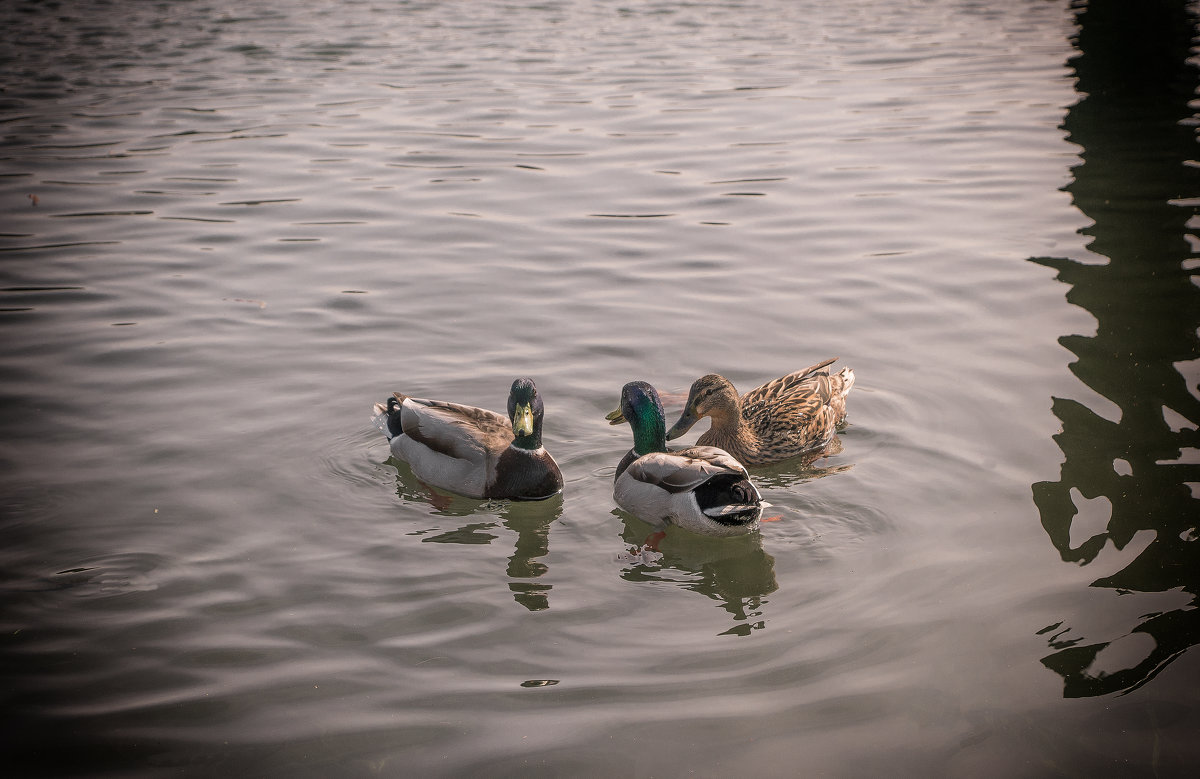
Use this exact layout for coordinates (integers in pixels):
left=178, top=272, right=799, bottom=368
left=665, top=408, right=698, bottom=440
left=604, top=407, right=626, bottom=425
left=513, top=403, right=535, bottom=437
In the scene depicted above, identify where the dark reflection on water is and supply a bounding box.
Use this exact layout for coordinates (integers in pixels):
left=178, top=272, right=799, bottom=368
left=385, top=458, right=561, bottom=611
left=606, top=434, right=849, bottom=635
left=616, top=513, right=778, bottom=636
left=500, top=501, right=558, bottom=612
left=1031, top=0, right=1200, bottom=698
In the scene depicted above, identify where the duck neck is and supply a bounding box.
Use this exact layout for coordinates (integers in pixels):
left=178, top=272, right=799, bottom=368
left=631, top=413, right=667, bottom=456
left=709, top=392, right=743, bottom=433
left=512, top=424, right=542, bottom=451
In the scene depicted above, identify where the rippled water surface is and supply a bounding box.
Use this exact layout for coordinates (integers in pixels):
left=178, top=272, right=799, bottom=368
left=3, top=0, right=1199, bottom=776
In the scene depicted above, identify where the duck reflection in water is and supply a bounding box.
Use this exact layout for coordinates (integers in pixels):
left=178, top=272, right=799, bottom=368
left=604, top=378, right=851, bottom=634
left=616, top=512, right=779, bottom=636
left=1030, top=0, right=1200, bottom=697
left=385, top=457, right=562, bottom=613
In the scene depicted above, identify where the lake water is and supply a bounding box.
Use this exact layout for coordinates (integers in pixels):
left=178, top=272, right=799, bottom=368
left=2, top=0, right=1199, bottom=776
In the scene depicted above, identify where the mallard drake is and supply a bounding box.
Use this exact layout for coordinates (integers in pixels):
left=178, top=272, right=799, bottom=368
left=372, top=377, right=563, bottom=501
left=665, top=358, right=855, bottom=466
left=606, top=381, right=763, bottom=537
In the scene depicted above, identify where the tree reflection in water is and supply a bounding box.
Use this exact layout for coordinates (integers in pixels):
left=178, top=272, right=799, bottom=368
left=1031, top=0, right=1200, bottom=697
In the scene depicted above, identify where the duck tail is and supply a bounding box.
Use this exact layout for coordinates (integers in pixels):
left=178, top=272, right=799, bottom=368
left=702, top=502, right=762, bottom=520
left=836, top=366, right=855, bottom=397
left=372, top=393, right=408, bottom=439
left=694, top=474, right=763, bottom=522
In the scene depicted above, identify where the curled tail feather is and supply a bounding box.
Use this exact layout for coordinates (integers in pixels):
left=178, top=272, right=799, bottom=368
left=837, top=367, right=855, bottom=397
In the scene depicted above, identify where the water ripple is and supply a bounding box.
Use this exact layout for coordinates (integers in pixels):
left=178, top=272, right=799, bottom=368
left=1, top=0, right=1180, bottom=775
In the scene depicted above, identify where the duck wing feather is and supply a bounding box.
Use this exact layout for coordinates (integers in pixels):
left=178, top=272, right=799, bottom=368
left=625, top=446, right=749, bottom=494
left=399, top=396, right=513, bottom=462
left=740, top=358, right=838, bottom=406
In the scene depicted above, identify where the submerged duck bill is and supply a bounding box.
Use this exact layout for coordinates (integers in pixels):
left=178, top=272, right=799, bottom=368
left=604, top=407, right=626, bottom=425
left=512, top=403, right=535, bottom=436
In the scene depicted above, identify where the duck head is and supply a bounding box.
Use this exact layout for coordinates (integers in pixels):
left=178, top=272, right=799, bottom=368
left=609, top=380, right=668, bottom=456
left=667, top=373, right=738, bottom=440
left=508, top=377, right=545, bottom=449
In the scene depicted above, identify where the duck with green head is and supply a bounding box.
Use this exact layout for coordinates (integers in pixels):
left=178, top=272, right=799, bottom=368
left=373, top=377, right=563, bottom=500
left=606, top=381, right=762, bottom=537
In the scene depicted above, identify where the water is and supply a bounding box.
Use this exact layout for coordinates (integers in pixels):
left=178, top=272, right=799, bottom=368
left=1, top=0, right=1198, bottom=775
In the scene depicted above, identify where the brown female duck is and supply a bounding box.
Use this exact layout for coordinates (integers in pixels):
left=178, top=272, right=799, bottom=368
left=665, top=358, right=855, bottom=466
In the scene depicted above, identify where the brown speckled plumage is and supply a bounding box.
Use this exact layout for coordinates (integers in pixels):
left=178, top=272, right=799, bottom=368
left=666, top=358, right=855, bottom=466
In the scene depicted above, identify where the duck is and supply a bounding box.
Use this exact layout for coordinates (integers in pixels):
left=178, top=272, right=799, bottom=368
left=372, top=377, right=563, bottom=501
left=606, top=381, right=763, bottom=537
left=665, top=358, right=855, bottom=466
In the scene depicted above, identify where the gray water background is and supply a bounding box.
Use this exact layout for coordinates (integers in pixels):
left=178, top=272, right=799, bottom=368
left=2, top=0, right=1199, bottom=776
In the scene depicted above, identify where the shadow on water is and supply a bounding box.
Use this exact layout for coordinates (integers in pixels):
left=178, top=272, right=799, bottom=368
left=385, top=457, right=562, bottom=612
left=1030, top=0, right=1200, bottom=697
left=616, top=512, right=779, bottom=637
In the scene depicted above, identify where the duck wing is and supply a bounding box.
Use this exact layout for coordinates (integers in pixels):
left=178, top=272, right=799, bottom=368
left=735, top=359, right=854, bottom=459
left=741, top=358, right=839, bottom=409
left=398, top=396, right=513, bottom=461
left=625, top=446, right=751, bottom=494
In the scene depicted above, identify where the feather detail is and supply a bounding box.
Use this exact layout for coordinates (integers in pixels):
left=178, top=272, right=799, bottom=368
left=667, top=359, right=855, bottom=466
